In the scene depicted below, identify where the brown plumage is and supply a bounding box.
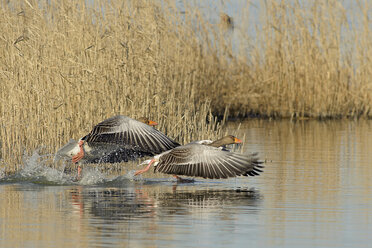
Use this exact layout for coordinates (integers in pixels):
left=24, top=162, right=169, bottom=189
left=135, top=135, right=263, bottom=179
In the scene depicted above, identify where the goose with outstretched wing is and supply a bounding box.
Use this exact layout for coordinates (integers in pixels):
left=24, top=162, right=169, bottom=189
left=55, top=115, right=180, bottom=178
left=135, top=135, right=263, bottom=180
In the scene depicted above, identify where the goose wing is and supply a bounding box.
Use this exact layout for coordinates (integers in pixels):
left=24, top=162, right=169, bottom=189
left=155, top=144, right=263, bottom=179
left=82, top=115, right=180, bottom=154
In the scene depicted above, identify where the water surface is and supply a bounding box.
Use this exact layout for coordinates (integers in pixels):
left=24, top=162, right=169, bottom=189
left=1, top=120, right=371, bottom=248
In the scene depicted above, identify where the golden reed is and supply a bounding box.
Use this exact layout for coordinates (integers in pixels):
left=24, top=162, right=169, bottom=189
left=0, top=0, right=371, bottom=172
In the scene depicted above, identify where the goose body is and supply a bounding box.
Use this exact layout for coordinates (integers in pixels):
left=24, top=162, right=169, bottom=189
left=55, top=115, right=180, bottom=164
left=135, top=135, right=263, bottom=179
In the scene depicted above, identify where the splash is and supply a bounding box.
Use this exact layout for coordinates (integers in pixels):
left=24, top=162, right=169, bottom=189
left=0, top=149, right=181, bottom=186
left=78, top=167, right=107, bottom=185
left=0, top=167, right=5, bottom=180
left=0, top=150, right=112, bottom=185
left=1, top=150, right=76, bottom=185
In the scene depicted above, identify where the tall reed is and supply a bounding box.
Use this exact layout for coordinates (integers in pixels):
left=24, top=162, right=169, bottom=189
left=195, top=0, right=372, bottom=118
left=0, top=0, right=371, bottom=172
left=0, top=0, right=226, bottom=172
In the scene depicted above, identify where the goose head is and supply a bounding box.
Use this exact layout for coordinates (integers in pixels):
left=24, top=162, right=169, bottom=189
left=137, top=117, right=158, bottom=126
left=209, top=135, right=242, bottom=148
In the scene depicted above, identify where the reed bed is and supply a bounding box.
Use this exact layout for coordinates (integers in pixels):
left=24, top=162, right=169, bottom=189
left=194, top=0, right=372, bottom=118
left=0, top=0, right=371, bottom=172
left=0, top=0, right=227, bottom=172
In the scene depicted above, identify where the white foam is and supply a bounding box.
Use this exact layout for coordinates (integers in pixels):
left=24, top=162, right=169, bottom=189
left=1, top=148, right=166, bottom=186
left=17, top=150, right=75, bottom=184
left=0, top=167, right=5, bottom=180
left=78, top=168, right=107, bottom=185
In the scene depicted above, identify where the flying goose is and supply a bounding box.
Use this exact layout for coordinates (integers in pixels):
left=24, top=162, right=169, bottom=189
left=55, top=115, right=180, bottom=178
left=134, top=135, right=263, bottom=180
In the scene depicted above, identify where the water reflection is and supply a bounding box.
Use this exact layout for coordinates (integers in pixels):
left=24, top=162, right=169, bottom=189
left=155, top=187, right=261, bottom=215
left=228, top=119, right=372, bottom=248
left=59, top=184, right=262, bottom=247
left=66, top=185, right=262, bottom=222
left=1, top=120, right=372, bottom=247
left=68, top=186, right=156, bottom=221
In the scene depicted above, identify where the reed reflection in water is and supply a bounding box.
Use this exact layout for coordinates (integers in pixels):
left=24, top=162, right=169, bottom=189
left=0, top=120, right=372, bottom=248
left=0, top=183, right=262, bottom=248
left=228, top=119, right=372, bottom=247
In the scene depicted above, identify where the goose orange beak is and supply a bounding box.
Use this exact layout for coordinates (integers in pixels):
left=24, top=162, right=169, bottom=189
left=148, top=120, right=158, bottom=126
left=234, top=137, right=242, bottom=144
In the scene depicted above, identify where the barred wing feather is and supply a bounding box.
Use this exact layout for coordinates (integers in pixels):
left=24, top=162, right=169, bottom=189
left=82, top=115, right=179, bottom=154
left=154, top=144, right=263, bottom=179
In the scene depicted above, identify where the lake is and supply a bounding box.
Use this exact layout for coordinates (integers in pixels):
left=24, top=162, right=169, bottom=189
left=1, top=120, right=371, bottom=248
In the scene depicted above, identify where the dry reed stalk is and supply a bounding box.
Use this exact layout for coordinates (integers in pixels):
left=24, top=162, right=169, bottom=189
left=196, top=0, right=372, bottom=118
left=0, top=0, right=371, bottom=173
left=0, top=0, right=223, bottom=172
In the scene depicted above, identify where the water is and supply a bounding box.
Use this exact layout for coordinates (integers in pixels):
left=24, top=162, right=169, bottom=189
left=1, top=120, right=372, bottom=248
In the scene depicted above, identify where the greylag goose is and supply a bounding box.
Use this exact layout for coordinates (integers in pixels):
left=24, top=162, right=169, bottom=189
left=134, top=135, right=263, bottom=179
left=55, top=115, right=180, bottom=177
